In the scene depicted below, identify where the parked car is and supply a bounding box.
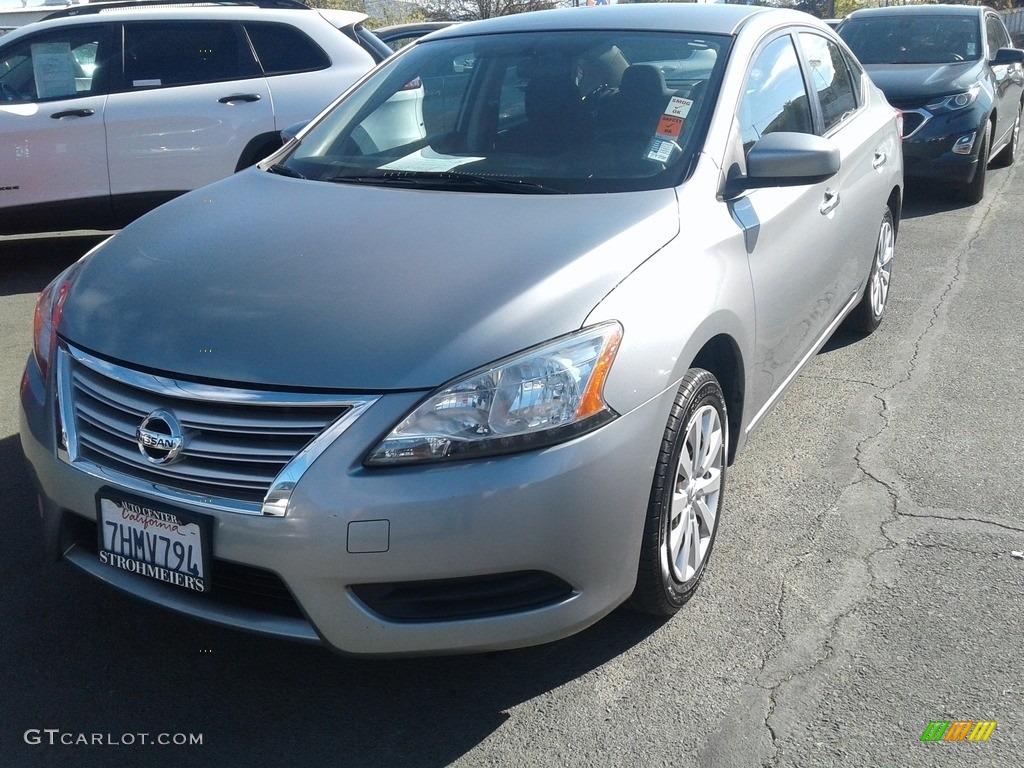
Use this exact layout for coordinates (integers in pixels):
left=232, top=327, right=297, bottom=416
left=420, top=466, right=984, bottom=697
left=374, top=20, right=455, bottom=52
left=838, top=4, right=1024, bottom=203
left=20, top=4, right=902, bottom=656
left=0, top=1, right=390, bottom=235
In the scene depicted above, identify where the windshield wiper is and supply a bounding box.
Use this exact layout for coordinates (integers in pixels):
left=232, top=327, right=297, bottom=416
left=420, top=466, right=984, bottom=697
left=327, top=170, right=567, bottom=194
left=266, top=164, right=306, bottom=179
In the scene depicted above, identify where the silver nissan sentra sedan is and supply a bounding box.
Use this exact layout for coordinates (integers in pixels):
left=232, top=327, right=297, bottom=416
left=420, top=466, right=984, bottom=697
left=20, top=5, right=902, bottom=655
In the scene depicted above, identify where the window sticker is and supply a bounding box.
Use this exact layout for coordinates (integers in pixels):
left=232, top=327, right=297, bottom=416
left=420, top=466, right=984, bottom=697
left=966, top=42, right=976, bottom=57
left=646, top=96, right=692, bottom=162
left=133, top=79, right=162, bottom=87
left=31, top=42, right=77, bottom=99
left=646, top=138, right=677, bottom=163
left=665, top=96, right=693, bottom=120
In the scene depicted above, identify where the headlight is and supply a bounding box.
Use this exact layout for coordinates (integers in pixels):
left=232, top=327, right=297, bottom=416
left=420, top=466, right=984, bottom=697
left=31, top=239, right=105, bottom=379
left=926, top=86, right=980, bottom=113
left=32, top=266, right=77, bottom=379
left=365, top=322, right=623, bottom=465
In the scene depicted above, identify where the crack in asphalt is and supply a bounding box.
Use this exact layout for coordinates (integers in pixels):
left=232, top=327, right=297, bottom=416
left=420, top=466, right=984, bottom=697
left=895, top=511, right=1024, bottom=534
left=755, top=177, right=1008, bottom=764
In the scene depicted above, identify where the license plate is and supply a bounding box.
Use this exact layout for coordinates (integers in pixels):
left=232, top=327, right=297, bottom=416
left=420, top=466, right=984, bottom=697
left=96, top=490, right=212, bottom=594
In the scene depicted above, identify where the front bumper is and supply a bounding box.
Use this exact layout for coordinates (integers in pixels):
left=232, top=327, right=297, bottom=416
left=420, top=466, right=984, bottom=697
left=20, top=351, right=674, bottom=656
left=900, top=107, right=986, bottom=184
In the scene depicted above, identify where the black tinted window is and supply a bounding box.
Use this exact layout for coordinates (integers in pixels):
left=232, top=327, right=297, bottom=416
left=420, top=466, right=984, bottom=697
left=124, top=22, right=259, bottom=89
left=246, top=22, right=330, bottom=76
left=985, top=14, right=1010, bottom=55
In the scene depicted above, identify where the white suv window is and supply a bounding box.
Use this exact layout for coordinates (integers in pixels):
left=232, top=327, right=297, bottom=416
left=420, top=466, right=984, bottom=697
left=123, top=21, right=260, bottom=90
left=244, top=22, right=330, bottom=76
left=0, top=24, right=111, bottom=102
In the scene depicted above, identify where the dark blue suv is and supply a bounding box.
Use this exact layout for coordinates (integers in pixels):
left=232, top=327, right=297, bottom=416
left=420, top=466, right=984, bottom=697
left=839, top=4, right=1024, bottom=203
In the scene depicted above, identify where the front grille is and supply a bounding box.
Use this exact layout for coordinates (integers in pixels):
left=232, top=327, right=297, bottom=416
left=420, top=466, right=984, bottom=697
left=58, top=345, right=358, bottom=508
left=351, top=571, right=576, bottom=622
left=900, top=111, right=927, bottom=137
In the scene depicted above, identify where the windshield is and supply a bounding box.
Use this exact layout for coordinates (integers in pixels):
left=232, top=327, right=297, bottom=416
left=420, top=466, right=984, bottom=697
left=277, top=30, right=729, bottom=194
left=839, top=15, right=982, bottom=65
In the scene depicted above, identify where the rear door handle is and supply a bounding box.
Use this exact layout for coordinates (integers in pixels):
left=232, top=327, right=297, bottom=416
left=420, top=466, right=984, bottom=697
left=872, top=151, right=887, bottom=169
left=820, top=188, right=840, bottom=216
left=51, top=108, right=95, bottom=119
left=218, top=93, right=261, bottom=104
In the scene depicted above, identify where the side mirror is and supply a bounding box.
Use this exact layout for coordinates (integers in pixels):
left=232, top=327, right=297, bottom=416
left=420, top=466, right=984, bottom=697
left=727, top=132, right=840, bottom=197
left=992, top=47, right=1024, bottom=66
left=280, top=120, right=310, bottom=145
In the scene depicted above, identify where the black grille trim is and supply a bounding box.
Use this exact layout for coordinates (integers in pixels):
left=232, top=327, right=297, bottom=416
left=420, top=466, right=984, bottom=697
left=351, top=571, right=575, bottom=622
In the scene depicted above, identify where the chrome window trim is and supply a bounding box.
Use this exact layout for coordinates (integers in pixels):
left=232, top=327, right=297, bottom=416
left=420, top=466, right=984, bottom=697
left=56, top=343, right=379, bottom=517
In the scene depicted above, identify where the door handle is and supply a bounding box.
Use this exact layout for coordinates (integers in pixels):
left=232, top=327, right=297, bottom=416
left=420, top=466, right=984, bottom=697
left=820, top=188, right=840, bottom=216
left=50, top=108, right=95, bottom=119
left=872, top=151, right=887, bottom=169
left=218, top=93, right=261, bottom=104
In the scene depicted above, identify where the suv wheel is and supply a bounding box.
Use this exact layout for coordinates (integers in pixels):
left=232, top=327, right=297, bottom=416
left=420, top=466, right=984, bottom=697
left=960, top=123, right=990, bottom=204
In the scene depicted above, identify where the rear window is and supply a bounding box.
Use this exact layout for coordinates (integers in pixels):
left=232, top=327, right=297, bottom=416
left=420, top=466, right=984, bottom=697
left=245, top=22, right=330, bottom=76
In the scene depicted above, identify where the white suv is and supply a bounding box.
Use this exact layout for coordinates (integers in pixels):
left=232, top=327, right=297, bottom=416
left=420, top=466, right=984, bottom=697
left=0, top=2, right=389, bottom=235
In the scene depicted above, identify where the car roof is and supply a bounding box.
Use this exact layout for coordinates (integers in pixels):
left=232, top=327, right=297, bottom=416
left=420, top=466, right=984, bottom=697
left=425, top=5, right=792, bottom=40
left=22, top=2, right=366, bottom=29
left=846, top=4, right=985, bottom=19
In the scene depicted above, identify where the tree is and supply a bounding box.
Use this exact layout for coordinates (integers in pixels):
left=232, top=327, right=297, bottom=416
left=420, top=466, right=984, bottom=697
left=419, top=0, right=558, bottom=20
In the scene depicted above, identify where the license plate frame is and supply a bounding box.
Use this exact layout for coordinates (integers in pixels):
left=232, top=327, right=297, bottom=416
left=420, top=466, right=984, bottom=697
left=95, top=488, right=213, bottom=594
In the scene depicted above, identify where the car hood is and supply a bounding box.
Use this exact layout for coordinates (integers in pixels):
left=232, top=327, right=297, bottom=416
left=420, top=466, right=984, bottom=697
left=864, top=60, right=986, bottom=102
left=61, top=170, right=679, bottom=391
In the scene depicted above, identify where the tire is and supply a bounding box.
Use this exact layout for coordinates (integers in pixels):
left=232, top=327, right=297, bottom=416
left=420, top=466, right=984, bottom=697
left=992, top=102, right=1021, bottom=169
left=631, top=368, right=727, bottom=616
left=960, top=124, right=990, bottom=204
left=845, top=207, right=895, bottom=335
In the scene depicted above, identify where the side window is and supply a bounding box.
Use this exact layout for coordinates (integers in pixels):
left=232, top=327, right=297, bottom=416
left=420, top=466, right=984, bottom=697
left=0, top=25, right=111, bottom=103
left=738, top=35, right=813, bottom=153
left=123, top=22, right=260, bottom=89
left=245, top=23, right=330, bottom=76
left=799, top=33, right=858, bottom=134
left=985, top=15, right=1010, bottom=56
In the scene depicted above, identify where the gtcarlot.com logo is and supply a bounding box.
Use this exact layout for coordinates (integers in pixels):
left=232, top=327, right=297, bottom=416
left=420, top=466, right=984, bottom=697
left=24, top=729, right=203, bottom=747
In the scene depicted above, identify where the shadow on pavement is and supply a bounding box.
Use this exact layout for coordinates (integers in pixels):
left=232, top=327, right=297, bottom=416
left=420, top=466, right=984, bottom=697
left=1, top=432, right=668, bottom=768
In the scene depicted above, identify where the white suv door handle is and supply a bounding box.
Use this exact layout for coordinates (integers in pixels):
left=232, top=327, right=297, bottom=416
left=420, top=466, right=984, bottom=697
left=51, top=108, right=95, bottom=119
left=218, top=93, right=262, bottom=104
left=872, top=151, right=887, bottom=169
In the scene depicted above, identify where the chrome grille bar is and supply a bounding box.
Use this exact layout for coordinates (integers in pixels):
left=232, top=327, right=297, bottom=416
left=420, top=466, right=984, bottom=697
left=57, top=344, right=378, bottom=516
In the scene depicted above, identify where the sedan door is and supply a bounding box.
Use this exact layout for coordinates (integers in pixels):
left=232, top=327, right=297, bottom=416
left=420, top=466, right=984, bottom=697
left=104, top=21, right=274, bottom=206
left=797, top=31, right=897, bottom=298
left=729, top=34, right=849, bottom=422
left=0, top=24, right=113, bottom=233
